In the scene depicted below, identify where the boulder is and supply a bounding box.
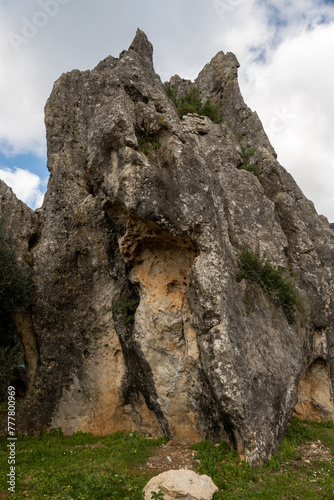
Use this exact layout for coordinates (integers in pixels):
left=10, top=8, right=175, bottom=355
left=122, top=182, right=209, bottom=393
left=143, top=469, right=218, bottom=500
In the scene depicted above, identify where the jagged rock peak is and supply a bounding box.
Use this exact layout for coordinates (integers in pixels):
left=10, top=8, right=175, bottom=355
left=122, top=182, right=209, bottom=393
left=3, top=31, right=333, bottom=468
left=128, top=28, right=154, bottom=68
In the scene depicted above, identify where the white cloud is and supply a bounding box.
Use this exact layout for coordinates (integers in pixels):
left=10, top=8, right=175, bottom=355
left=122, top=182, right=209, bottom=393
left=0, top=2, right=67, bottom=156
left=0, top=167, right=45, bottom=209
left=240, top=21, right=334, bottom=220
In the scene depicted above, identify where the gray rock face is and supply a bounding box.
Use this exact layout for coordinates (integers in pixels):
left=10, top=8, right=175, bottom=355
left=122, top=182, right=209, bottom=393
left=6, top=29, right=334, bottom=466
left=0, top=181, right=39, bottom=394
left=0, top=179, right=35, bottom=260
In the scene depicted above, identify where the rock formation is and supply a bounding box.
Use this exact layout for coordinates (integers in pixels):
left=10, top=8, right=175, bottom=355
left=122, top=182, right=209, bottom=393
left=1, top=29, right=334, bottom=466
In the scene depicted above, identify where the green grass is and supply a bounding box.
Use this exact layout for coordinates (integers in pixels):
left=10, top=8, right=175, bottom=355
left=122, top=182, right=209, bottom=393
left=192, top=417, right=334, bottom=499
left=0, top=429, right=167, bottom=499
left=1, top=418, right=333, bottom=499
left=136, top=123, right=161, bottom=157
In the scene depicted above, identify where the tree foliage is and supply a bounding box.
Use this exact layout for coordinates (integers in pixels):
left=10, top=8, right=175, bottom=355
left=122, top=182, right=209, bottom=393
left=0, top=218, right=34, bottom=399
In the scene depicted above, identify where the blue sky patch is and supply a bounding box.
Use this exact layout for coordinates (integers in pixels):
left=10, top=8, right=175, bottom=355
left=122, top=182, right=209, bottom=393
left=0, top=152, right=48, bottom=181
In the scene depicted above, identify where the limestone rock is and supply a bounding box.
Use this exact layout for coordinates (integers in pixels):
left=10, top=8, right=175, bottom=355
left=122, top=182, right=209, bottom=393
left=2, top=29, right=333, bottom=467
left=0, top=179, right=35, bottom=260
left=143, top=469, right=218, bottom=500
left=294, top=358, right=334, bottom=421
left=0, top=181, right=38, bottom=396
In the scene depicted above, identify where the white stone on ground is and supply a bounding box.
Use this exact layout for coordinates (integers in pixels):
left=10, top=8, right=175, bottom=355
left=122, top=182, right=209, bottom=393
left=142, top=469, right=218, bottom=500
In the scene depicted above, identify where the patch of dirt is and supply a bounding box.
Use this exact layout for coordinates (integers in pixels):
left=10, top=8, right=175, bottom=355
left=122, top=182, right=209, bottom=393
left=73, top=443, right=107, bottom=449
left=271, top=440, right=333, bottom=478
left=297, top=440, right=333, bottom=463
left=143, top=441, right=196, bottom=473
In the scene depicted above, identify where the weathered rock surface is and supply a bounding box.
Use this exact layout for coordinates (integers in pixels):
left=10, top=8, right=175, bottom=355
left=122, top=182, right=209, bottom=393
left=0, top=179, right=35, bottom=260
left=143, top=469, right=218, bottom=500
left=3, top=29, right=334, bottom=466
left=294, top=358, right=334, bottom=421
left=0, top=181, right=38, bottom=393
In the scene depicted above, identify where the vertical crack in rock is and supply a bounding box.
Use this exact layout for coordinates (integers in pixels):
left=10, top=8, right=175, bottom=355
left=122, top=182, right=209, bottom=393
left=196, top=365, right=238, bottom=448
left=112, top=297, right=171, bottom=437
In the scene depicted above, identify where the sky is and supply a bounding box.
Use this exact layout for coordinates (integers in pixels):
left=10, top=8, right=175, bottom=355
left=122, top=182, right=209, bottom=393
left=0, top=0, right=334, bottom=222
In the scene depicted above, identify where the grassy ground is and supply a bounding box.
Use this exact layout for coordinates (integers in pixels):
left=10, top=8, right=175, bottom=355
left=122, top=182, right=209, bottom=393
left=192, top=418, right=334, bottom=499
left=0, top=417, right=333, bottom=499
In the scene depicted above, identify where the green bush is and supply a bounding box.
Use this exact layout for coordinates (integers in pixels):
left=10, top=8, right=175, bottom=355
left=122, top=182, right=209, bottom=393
left=176, top=103, right=198, bottom=117
left=165, top=84, right=222, bottom=123
left=236, top=246, right=300, bottom=324
left=199, top=97, right=222, bottom=124
left=243, top=163, right=260, bottom=176
left=109, top=295, right=140, bottom=325
left=0, top=218, right=34, bottom=399
left=177, top=87, right=203, bottom=116
left=0, top=219, right=34, bottom=315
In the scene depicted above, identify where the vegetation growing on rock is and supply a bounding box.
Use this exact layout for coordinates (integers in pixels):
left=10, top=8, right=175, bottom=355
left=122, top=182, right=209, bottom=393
left=236, top=245, right=301, bottom=324
left=165, top=84, right=221, bottom=123
left=109, top=295, right=140, bottom=324
left=136, top=123, right=161, bottom=156
left=232, top=131, right=260, bottom=176
left=0, top=219, right=34, bottom=399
